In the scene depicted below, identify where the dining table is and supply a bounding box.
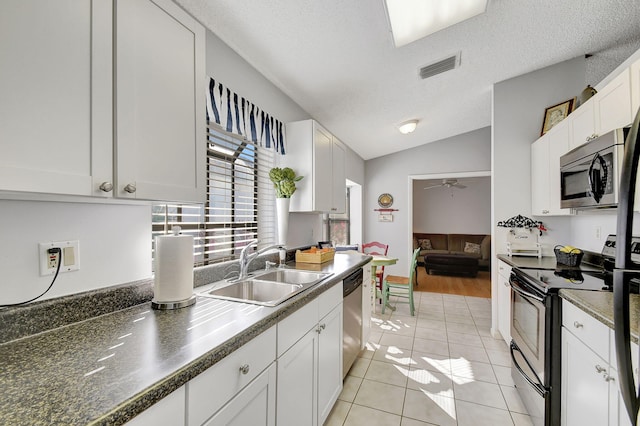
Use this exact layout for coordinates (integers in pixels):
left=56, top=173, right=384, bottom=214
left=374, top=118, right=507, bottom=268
left=369, top=254, right=399, bottom=311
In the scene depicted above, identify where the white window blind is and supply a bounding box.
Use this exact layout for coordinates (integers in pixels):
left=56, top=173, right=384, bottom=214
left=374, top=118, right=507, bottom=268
left=152, top=123, right=276, bottom=266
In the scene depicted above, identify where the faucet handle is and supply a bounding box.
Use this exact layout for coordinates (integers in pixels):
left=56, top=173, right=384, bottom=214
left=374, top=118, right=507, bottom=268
left=265, top=261, right=277, bottom=270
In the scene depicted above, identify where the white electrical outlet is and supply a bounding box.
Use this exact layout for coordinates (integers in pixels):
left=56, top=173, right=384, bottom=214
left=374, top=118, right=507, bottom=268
left=39, top=240, right=80, bottom=276
left=595, top=226, right=602, bottom=240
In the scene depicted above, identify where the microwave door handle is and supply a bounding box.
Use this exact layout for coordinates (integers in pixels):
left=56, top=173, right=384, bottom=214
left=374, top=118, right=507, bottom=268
left=510, top=279, right=544, bottom=302
left=588, top=153, right=608, bottom=203
left=510, top=341, right=549, bottom=397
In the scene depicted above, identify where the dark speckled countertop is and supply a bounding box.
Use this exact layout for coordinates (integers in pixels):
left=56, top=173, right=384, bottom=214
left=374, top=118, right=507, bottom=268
left=0, top=252, right=371, bottom=425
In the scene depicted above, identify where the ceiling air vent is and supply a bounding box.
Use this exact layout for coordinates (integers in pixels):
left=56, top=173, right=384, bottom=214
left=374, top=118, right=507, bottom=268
left=419, top=52, right=460, bottom=80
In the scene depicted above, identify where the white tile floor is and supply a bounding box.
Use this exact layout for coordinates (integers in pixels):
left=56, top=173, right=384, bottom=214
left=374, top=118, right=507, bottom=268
left=325, top=292, right=533, bottom=426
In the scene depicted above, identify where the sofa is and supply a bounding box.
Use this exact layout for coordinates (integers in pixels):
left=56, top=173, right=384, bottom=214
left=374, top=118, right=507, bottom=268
left=413, top=233, right=491, bottom=272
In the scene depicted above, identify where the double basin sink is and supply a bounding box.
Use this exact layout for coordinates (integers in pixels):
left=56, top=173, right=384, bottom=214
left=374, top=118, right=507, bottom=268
left=198, top=269, right=333, bottom=307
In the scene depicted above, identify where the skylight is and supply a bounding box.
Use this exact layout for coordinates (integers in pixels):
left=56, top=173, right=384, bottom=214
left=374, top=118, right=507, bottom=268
left=384, top=0, right=488, bottom=47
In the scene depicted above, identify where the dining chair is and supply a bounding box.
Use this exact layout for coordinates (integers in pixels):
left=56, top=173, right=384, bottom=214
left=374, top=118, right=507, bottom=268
left=381, top=248, right=421, bottom=316
left=361, top=241, right=389, bottom=298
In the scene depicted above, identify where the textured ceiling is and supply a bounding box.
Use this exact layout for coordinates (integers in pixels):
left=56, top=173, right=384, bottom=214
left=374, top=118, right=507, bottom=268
left=177, top=0, right=640, bottom=160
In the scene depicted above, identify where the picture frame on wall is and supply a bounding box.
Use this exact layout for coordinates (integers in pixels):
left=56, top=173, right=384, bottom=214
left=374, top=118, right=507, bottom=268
left=540, top=98, right=575, bottom=136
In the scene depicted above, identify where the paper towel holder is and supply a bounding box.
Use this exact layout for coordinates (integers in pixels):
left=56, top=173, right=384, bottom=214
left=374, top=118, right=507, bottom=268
left=151, top=295, right=196, bottom=310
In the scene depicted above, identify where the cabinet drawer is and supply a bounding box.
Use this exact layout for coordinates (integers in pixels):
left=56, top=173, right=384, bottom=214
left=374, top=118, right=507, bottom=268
left=278, top=299, right=318, bottom=356
left=497, top=260, right=512, bottom=280
left=187, top=326, right=276, bottom=426
left=563, top=301, right=609, bottom=361
left=318, top=282, right=342, bottom=319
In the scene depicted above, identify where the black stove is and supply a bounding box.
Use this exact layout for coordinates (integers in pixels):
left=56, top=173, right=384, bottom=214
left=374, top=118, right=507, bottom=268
left=513, top=268, right=613, bottom=293
left=512, top=234, right=640, bottom=295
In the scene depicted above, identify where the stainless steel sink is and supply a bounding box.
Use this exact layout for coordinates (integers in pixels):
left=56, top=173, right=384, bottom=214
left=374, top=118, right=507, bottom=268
left=253, top=269, right=332, bottom=285
left=198, top=269, right=332, bottom=306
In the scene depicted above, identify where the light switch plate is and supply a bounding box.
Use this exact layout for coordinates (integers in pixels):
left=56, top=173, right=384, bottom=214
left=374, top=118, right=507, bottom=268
left=39, top=240, right=80, bottom=276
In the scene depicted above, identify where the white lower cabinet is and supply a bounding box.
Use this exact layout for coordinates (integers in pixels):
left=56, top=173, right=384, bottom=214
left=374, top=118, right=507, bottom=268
left=561, top=327, right=610, bottom=426
left=496, top=260, right=512, bottom=345
left=204, top=364, right=276, bottom=426
left=125, top=385, right=186, bottom=425
left=362, top=262, right=372, bottom=348
left=561, top=300, right=638, bottom=426
left=277, top=283, right=343, bottom=426
left=187, top=326, right=277, bottom=426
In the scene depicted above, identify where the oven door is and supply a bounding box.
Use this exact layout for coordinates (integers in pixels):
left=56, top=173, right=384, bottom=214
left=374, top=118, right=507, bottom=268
left=510, top=274, right=548, bottom=426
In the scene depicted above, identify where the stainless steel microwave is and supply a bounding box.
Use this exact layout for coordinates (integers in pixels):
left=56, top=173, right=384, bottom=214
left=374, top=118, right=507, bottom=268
left=560, top=128, right=627, bottom=209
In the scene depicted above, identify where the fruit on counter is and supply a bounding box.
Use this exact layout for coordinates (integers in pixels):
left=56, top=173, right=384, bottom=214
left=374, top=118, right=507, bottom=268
left=304, top=247, right=333, bottom=254
left=559, top=245, right=581, bottom=253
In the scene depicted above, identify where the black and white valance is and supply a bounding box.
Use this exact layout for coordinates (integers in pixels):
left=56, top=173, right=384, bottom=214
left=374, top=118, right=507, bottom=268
left=206, top=78, right=286, bottom=155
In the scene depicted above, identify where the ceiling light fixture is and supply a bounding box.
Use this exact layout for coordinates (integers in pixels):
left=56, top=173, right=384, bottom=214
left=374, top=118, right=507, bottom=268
left=398, top=119, right=419, bottom=134
left=384, top=0, right=488, bottom=47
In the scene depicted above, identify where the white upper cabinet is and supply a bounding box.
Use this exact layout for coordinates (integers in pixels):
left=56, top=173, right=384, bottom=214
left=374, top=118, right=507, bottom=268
left=0, top=0, right=205, bottom=203
left=0, top=0, right=113, bottom=197
left=531, top=121, right=572, bottom=216
left=569, top=68, right=633, bottom=150
left=115, top=0, right=206, bottom=202
left=284, top=120, right=347, bottom=213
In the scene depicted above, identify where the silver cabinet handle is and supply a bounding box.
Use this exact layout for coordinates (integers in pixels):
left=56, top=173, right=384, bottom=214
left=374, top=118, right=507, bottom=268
left=573, top=321, right=583, bottom=329
left=239, top=364, right=250, bottom=375
left=604, top=373, right=615, bottom=382
left=124, top=183, right=136, bottom=193
left=99, top=182, right=113, bottom=192
left=542, top=210, right=549, bottom=214
left=316, top=323, right=326, bottom=333
left=595, top=364, right=606, bottom=374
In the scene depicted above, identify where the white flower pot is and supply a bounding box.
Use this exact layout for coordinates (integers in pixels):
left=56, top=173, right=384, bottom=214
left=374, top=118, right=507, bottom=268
left=276, top=197, right=290, bottom=246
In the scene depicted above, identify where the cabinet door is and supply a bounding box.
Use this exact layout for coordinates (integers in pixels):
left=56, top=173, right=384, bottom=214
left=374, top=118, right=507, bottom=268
left=362, top=263, right=372, bottom=348
left=317, top=304, right=343, bottom=425
left=547, top=123, right=572, bottom=215
left=496, top=262, right=511, bottom=345
left=0, top=0, right=112, bottom=196
left=531, top=135, right=550, bottom=215
left=125, top=385, right=185, bottom=425
left=277, top=328, right=318, bottom=426
left=561, top=328, right=609, bottom=426
left=596, top=68, right=633, bottom=135
left=115, top=0, right=205, bottom=202
left=313, top=125, right=334, bottom=212
left=569, top=99, right=597, bottom=151
left=205, top=364, right=276, bottom=426
left=331, top=139, right=346, bottom=213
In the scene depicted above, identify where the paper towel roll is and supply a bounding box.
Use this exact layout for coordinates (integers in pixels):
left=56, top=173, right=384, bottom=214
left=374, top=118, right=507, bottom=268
left=154, top=229, right=194, bottom=303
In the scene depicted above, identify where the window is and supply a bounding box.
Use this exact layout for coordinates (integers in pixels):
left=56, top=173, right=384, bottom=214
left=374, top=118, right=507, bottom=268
left=152, top=123, right=276, bottom=266
left=327, top=187, right=350, bottom=245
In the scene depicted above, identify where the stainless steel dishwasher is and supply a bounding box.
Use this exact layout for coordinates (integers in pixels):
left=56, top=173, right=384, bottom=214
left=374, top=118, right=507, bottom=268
left=342, top=268, right=363, bottom=378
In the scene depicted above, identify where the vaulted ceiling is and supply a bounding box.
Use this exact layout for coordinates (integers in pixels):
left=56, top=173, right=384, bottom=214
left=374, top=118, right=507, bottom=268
left=177, top=0, right=640, bottom=160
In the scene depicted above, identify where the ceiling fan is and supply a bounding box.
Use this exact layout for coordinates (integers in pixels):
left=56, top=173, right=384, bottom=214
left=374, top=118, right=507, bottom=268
left=424, top=179, right=467, bottom=190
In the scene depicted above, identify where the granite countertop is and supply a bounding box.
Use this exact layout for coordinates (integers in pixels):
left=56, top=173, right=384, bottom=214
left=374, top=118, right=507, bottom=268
left=560, top=289, right=640, bottom=344
left=0, top=252, right=371, bottom=425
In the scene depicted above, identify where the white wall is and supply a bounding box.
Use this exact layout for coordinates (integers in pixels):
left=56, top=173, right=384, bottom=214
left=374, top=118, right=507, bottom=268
left=364, top=127, right=491, bottom=274
left=0, top=200, right=151, bottom=304
left=413, top=177, right=491, bottom=234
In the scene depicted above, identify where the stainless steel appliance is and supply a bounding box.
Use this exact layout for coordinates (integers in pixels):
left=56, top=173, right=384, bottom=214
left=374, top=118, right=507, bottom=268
left=560, top=128, right=628, bottom=209
left=613, top=108, right=640, bottom=425
left=509, top=243, right=619, bottom=426
left=342, top=268, right=363, bottom=378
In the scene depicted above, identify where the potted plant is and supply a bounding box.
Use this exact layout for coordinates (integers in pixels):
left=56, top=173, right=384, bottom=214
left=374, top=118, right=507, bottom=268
left=269, top=167, right=303, bottom=245
left=269, top=167, right=303, bottom=198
